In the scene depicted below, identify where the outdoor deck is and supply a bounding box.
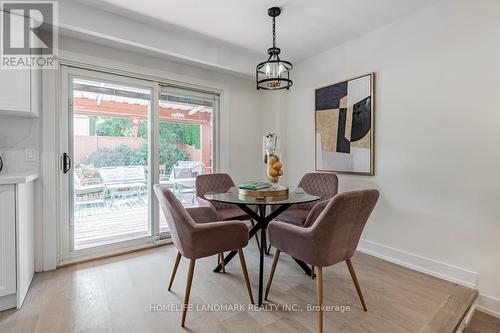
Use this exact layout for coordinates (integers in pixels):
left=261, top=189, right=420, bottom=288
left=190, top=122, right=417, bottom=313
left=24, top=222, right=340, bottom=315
left=74, top=195, right=195, bottom=250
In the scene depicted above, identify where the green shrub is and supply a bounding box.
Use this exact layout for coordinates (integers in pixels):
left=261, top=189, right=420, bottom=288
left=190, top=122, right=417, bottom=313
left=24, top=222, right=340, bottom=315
left=83, top=142, right=190, bottom=173
left=160, top=141, right=190, bottom=173
left=83, top=144, right=142, bottom=167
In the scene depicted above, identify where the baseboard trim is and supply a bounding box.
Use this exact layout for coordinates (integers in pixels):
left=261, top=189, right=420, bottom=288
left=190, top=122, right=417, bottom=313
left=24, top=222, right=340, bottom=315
left=0, top=293, right=16, bottom=312
left=475, top=294, right=500, bottom=319
left=357, top=239, right=478, bottom=289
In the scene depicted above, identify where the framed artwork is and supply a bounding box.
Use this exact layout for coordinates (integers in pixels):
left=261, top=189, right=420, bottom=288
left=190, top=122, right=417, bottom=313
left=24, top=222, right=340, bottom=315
left=315, top=73, right=374, bottom=175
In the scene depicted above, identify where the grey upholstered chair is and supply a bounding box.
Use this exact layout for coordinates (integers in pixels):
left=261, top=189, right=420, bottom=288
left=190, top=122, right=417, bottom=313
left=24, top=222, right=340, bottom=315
left=196, top=173, right=260, bottom=251
left=154, top=185, right=254, bottom=327
left=276, top=172, right=339, bottom=226
left=265, top=189, right=379, bottom=333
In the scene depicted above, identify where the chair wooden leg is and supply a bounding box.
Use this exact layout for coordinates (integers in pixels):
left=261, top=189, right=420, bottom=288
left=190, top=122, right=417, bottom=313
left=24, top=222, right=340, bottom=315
left=346, top=258, right=367, bottom=311
left=168, top=252, right=182, bottom=291
left=181, top=259, right=195, bottom=327
left=316, top=266, right=324, bottom=333
left=265, top=249, right=280, bottom=300
left=238, top=249, right=254, bottom=304
left=220, top=253, right=225, bottom=273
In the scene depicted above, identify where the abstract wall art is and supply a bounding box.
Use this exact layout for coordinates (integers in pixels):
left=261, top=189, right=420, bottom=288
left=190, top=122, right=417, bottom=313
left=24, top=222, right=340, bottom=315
left=315, top=73, right=374, bottom=175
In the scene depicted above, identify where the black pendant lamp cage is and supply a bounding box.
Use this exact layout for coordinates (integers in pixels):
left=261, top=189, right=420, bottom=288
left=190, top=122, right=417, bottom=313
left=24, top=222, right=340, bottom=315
left=256, top=7, right=293, bottom=90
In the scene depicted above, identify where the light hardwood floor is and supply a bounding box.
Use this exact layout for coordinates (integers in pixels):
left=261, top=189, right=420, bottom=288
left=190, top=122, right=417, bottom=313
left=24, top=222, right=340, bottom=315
left=464, top=311, right=500, bottom=333
left=0, top=242, right=477, bottom=333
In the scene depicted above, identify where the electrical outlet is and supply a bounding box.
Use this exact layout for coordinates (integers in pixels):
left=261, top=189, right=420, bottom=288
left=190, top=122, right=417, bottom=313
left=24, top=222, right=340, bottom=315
left=25, top=148, right=37, bottom=162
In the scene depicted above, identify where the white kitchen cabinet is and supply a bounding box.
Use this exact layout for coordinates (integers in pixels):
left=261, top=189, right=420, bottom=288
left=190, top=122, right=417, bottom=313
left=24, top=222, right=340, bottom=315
left=0, top=173, right=38, bottom=311
left=0, top=68, right=32, bottom=115
left=0, top=186, right=16, bottom=301
left=0, top=11, right=41, bottom=117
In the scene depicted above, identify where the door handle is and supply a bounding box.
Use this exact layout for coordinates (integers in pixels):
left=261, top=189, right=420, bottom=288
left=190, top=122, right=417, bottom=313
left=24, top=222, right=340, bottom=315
left=63, top=153, right=72, bottom=174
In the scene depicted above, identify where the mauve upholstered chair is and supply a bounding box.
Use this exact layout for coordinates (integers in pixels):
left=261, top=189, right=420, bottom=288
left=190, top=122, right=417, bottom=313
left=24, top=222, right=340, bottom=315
left=154, top=185, right=254, bottom=327
left=266, top=172, right=339, bottom=254
left=276, top=172, right=339, bottom=226
left=184, top=204, right=227, bottom=271
left=196, top=173, right=260, bottom=251
left=265, top=189, right=379, bottom=333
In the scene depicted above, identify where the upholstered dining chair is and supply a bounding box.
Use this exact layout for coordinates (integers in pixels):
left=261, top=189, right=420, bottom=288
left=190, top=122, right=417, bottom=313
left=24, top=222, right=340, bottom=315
left=266, top=172, right=339, bottom=254
left=275, top=172, right=339, bottom=226
left=196, top=173, right=260, bottom=252
left=183, top=204, right=227, bottom=270
left=265, top=189, right=379, bottom=333
left=154, top=185, right=254, bottom=327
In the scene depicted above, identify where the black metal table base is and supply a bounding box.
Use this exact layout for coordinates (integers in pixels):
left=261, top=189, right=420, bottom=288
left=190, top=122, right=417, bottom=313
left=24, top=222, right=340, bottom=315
left=213, top=203, right=313, bottom=306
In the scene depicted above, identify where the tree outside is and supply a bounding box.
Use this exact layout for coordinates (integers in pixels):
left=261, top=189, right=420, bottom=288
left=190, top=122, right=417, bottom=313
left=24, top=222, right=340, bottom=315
left=78, top=116, right=198, bottom=176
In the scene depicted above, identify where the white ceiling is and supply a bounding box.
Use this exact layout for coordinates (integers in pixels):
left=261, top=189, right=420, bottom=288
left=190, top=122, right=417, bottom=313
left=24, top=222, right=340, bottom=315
left=76, top=0, right=440, bottom=63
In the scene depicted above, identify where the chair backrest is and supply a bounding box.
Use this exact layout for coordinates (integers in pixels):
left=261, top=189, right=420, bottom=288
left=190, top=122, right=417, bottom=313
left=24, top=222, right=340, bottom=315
left=99, top=166, right=145, bottom=185
left=168, top=161, right=203, bottom=181
left=122, top=166, right=146, bottom=182
left=311, top=189, right=379, bottom=266
left=297, top=172, right=339, bottom=210
left=173, top=167, right=194, bottom=179
left=195, top=173, right=235, bottom=210
left=154, top=184, right=197, bottom=258
left=175, top=160, right=203, bottom=175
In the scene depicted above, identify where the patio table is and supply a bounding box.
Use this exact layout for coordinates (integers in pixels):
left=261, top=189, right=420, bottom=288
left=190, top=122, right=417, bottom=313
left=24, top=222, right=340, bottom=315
left=206, top=186, right=321, bottom=306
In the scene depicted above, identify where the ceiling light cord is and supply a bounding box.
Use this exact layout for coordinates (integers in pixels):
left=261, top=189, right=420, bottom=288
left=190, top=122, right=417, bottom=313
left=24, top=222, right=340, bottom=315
left=272, top=16, right=276, bottom=48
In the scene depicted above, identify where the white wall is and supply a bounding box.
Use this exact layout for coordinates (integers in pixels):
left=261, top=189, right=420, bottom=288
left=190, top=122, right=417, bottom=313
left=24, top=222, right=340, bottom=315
left=283, top=0, right=500, bottom=315
left=258, top=91, right=289, bottom=179
left=58, top=0, right=260, bottom=76
left=0, top=117, right=39, bottom=174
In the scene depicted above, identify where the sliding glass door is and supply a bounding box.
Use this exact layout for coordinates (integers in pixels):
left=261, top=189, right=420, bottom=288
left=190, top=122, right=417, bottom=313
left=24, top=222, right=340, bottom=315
left=158, top=87, right=218, bottom=233
left=60, top=66, right=219, bottom=262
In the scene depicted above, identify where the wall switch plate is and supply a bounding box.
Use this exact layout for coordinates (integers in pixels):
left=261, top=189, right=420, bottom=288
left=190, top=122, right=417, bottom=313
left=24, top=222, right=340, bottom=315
left=25, top=148, right=37, bottom=162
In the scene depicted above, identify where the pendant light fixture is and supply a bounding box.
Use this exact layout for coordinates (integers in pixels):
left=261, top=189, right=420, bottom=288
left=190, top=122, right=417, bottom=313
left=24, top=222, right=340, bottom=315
left=256, top=7, right=293, bottom=90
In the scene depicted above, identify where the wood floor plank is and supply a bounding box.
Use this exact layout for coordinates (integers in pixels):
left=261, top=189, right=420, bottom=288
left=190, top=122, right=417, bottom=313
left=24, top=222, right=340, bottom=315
left=464, top=310, right=500, bottom=333
left=0, top=244, right=477, bottom=333
left=421, top=286, right=478, bottom=333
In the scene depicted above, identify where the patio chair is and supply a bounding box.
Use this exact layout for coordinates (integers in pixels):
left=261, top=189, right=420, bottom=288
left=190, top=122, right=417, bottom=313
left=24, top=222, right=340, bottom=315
left=73, top=171, right=105, bottom=208
left=168, top=161, right=204, bottom=203
left=175, top=160, right=204, bottom=174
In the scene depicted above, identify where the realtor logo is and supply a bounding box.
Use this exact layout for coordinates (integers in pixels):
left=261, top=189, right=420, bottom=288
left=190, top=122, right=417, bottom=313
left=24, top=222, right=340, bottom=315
left=1, top=1, right=58, bottom=68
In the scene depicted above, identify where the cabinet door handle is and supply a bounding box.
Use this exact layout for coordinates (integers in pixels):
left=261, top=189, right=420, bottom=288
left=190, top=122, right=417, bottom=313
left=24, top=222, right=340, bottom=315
left=63, top=153, right=71, bottom=174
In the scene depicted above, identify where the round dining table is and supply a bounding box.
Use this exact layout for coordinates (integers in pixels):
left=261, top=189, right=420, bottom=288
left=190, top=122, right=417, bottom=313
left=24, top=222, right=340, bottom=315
left=205, top=186, right=321, bottom=306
